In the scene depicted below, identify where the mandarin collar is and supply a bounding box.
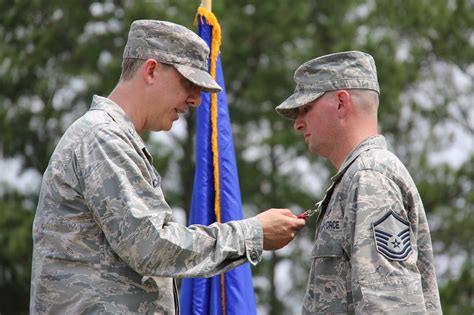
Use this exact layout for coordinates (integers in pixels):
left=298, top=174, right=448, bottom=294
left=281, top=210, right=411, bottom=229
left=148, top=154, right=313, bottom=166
left=331, top=135, right=386, bottom=183
left=90, top=95, right=147, bottom=151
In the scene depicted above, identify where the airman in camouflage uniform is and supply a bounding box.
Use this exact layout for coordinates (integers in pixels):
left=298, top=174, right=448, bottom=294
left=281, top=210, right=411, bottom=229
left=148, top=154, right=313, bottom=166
left=276, top=51, right=442, bottom=314
left=30, top=20, right=305, bottom=314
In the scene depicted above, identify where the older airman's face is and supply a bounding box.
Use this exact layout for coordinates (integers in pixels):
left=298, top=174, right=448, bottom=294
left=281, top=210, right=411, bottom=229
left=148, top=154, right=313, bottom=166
left=145, top=64, right=201, bottom=132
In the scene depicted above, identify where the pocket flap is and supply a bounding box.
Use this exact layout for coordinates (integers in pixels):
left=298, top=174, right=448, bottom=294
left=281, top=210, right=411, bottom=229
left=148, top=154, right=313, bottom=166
left=311, top=238, right=343, bottom=258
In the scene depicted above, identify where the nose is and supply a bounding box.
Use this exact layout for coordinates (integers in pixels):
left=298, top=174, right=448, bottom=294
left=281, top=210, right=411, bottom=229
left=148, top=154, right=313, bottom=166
left=186, top=86, right=202, bottom=107
left=294, top=113, right=305, bottom=132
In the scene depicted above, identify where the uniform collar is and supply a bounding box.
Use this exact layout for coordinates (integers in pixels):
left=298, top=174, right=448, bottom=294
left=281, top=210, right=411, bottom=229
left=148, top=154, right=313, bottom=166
left=90, top=95, right=148, bottom=152
left=331, top=135, right=386, bottom=182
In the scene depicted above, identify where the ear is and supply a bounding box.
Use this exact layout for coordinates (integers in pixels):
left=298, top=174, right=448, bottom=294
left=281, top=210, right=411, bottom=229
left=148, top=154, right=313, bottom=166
left=142, top=59, right=158, bottom=84
left=335, top=90, right=351, bottom=119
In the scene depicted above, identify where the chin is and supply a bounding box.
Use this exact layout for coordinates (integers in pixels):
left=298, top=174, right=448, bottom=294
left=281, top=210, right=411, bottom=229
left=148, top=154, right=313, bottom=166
left=163, top=121, right=175, bottom=131
left=155, top=119, right=173, bottom=132
left=308, top=144, right=320, bottom=155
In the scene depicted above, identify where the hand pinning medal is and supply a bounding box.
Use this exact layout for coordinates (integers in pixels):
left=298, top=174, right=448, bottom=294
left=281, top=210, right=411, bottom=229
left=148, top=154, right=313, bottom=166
left=297, top=201, right=322, bottom=219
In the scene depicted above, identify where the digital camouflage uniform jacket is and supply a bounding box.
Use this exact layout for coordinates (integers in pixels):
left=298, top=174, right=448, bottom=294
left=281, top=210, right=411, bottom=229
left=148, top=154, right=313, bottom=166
left=303, top=135, right=442, bottom=314
left=30, top=95, right=263, bottom=315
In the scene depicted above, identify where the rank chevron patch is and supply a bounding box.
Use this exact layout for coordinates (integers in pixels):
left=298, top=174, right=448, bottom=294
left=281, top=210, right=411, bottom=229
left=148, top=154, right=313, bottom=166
left=372, top=210, right=413, bottom=261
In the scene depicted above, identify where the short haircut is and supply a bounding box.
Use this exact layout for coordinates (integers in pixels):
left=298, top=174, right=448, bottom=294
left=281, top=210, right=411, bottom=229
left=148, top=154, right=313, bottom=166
left=349, top=89, right=379, bottom=114
left=120, top=58, right=145, bottom=81
left=120, top=59, right=174, bottom=81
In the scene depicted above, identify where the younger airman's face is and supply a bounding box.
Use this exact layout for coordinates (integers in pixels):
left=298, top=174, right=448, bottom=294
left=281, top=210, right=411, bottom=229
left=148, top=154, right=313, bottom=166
left=293, top=92, right=339, bottom=158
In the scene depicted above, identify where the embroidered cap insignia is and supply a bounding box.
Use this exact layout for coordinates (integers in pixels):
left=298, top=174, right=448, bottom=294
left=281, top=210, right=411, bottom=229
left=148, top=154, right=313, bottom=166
left=372, top=210, right=413, bottom=261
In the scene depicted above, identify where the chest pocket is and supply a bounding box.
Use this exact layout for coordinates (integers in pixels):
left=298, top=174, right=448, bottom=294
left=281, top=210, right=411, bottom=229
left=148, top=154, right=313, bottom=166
left=311, top=237, right=343, bottom=258
left=311, top=211, right=344, bottom=260
left=303, top=206, right=349, bottom=314
left=312, top=201, right=345, bottom=258
left=305, top=238, right=349, bottom=314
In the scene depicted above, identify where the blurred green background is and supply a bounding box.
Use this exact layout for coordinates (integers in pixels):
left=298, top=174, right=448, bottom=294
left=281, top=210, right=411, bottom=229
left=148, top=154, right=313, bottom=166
left=0, top=0, right=473, bottom=314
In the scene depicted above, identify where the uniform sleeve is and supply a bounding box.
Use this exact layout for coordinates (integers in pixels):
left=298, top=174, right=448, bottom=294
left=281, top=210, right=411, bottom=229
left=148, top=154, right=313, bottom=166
left=343, top=169, right=428, bottom=314
left=75, top=125, right=263, bottom=278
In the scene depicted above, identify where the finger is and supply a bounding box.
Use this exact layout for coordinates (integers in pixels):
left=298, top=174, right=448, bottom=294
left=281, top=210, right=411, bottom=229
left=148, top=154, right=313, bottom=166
left=294, top=218, right=307, bottom=228
left=277, top=208, right=297, bottom=217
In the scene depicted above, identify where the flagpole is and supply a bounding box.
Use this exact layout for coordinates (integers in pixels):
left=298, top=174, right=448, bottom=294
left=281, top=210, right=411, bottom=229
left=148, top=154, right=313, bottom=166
left=198, top=2, right=227, bottom=313
left=181, top=4, right=257, bottom=314
left=198, top=1, right=228, bottom=313
left=201, top=0, right=211, bottom=11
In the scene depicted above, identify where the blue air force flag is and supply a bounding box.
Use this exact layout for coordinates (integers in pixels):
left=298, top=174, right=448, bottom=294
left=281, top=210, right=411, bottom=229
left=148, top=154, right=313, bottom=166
left=179, top=7, right=257, bottom=315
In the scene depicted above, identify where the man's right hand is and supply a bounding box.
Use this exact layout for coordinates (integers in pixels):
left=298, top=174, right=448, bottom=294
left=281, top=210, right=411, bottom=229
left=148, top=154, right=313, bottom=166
left=256, top=208, right=306, bottom=250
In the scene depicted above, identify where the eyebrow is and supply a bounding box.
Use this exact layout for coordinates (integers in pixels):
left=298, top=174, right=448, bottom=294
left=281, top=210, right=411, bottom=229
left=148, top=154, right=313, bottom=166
left=182, top=77, right=199, bottom=90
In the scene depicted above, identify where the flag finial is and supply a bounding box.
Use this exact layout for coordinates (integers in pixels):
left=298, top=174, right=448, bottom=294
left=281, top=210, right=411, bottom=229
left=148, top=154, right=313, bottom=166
left=201, top=0, right=211, bottom=11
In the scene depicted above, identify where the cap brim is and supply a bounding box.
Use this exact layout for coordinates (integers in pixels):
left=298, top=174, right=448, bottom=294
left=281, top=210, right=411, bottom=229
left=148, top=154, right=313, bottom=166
left=174, top=64, right=222, bottom=93
left=275, top=91, right=325, bottom=119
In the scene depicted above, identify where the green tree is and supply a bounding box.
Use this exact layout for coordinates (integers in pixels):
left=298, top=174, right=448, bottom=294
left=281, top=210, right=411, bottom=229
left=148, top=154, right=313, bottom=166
left=0, top=192, right=35, bottom=314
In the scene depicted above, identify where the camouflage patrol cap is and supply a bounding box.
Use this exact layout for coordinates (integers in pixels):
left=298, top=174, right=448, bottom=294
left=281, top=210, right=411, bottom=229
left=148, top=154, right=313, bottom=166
left=276, top=51, right=379, bottom=119
left=123, top=19, right=222, bottom=93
